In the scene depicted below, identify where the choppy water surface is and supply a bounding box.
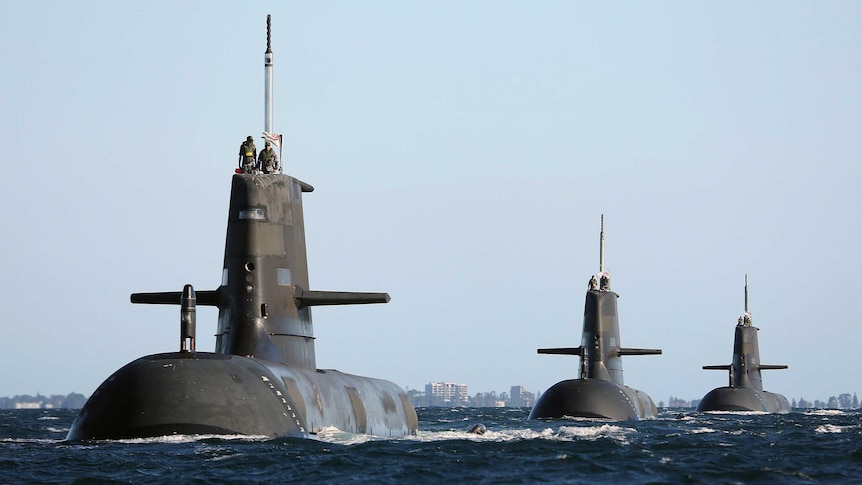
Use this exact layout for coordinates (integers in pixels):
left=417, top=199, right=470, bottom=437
left=2, top=407, right=860, bottom=483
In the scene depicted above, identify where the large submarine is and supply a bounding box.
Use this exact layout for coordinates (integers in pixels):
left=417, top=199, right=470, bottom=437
left=696, top=275, right=790, bottom=413
left=528, top=216, right=662, bottom=420
left=67, top=16, right=417, bottom=440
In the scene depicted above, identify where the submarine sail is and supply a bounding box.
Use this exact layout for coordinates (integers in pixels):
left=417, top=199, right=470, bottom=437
left=67, top=15, right=417, bottom=440
left=528, top=216, right=662, bottom=421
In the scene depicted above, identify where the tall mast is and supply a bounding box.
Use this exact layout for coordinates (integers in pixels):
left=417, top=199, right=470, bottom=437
left=744, top=274, right=749, bottom=314
left=599, top=214, right=605, bottom=273
left=264, top=14, right=273, bottom=135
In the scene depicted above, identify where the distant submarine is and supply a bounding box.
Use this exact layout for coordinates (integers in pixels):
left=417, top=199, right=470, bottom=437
left=67, top=16, right=417, bottom=440
left=696, top=275, right=790, bottom=413
left=528, top=216, right=662, bottom=421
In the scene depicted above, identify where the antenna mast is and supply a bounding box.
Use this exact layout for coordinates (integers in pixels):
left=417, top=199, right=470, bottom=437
left=599, top=214, right=605, bottom=273
left=744, top=274, right=749, bottom=314
left=264, top=15, right=273, bottom=135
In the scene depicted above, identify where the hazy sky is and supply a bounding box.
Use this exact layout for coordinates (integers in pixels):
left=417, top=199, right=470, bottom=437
left=1, top=1, right=860, bottom=405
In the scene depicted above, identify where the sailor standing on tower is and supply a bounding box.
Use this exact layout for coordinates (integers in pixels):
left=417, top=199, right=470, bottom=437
left=238, top=136, right=257, bottom=173
left=257, top=141, right=279, bottom=174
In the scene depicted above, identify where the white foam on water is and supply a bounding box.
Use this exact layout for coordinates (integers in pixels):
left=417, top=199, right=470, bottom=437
left=699, top=410, right=768, bottom=416
left=555, top=423, right=636, bottom=444
left=314, top=426, right=379, bottom=445
left=110, top=434, right=269, bottom=445
left=314, top=422, right=638, bottom=446
left=806, top=409, right=844, bottom=416
left=814, top=424, right=844, bottom=434
left=0, top=437, right=58, bottom=444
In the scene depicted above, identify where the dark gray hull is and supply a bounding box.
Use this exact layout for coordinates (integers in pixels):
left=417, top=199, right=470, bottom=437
left=528, top=378, right=657, bottom=421
left=696, top=386, right=790, bottom=414
left=67, top=352, right=417, bottom=440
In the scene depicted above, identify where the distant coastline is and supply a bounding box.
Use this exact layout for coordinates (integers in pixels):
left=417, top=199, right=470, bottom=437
left=2, top=391, right=857, bottom=411
left=0, top=393, right=86, bottom=409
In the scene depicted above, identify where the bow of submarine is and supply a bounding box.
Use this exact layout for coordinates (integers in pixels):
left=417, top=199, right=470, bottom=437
left=529, top=378, right=656, bottom=420
left=67, top=350, right=419, bottom=440
left=67, top=352, right=306, bottom=440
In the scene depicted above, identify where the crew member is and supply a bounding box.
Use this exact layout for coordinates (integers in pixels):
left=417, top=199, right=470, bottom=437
left=257, top=141, right=279, bottom=174
left=238, top=136, right=257, bottom=173
left=599, top=274, right=610, bottom=291
left=588, top=275, right=598, bottom=291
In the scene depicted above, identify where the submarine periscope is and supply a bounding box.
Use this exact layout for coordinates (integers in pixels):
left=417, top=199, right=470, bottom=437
left=529, top=216, right=662, bottom=421
left=67, top=15, right=417, bottom=440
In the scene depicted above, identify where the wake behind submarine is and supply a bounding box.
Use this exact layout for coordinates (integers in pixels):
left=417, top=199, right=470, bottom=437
left=529, top=216, right=662, bottom=421
left=67, top=16, right=417, bottom=440
left=696, top=275, right=790, bottom=413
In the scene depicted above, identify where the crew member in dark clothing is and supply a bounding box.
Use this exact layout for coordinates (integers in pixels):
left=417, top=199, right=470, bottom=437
left=238, top=136, right=257, bottom=173
left=599, top=274, right=610, bottom=291
left=257, top=141, right=279, bottom=174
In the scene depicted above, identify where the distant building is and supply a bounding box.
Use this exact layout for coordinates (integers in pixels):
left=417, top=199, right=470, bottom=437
left=407, top=384, right=540, bottom=408
left=15, top=402, right=49, bottom=409
left=470, top=391, right=506, bottom=407
left=666, top=396, right=695, bottom=408
left=509, top=386, right=536, bottom=408
left=425, top=382, right=469, bottom=407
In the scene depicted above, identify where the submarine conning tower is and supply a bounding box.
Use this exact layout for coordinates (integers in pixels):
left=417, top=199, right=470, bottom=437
left=536, top=215, right=661, bottom=384
left=728, top=314, right=766, bottom=390
left=212, top=173, right=389, bottom=367
left=130, top=14, right=390, bottom=368
left=132, top=172, right=391, bottom=367
left=579, top=288, right=624, bottom=383
left=215, top=173, right=316, bottom=366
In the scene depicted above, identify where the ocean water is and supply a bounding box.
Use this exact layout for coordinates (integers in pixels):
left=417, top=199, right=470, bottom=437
left=1, top=407, right=860, bottom=484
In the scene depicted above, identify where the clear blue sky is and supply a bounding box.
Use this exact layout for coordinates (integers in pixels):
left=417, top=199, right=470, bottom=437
left=1, top=1, right=860, bottom=405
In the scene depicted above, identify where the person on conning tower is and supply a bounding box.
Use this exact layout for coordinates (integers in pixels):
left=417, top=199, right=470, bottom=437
left=257, top=141, right=279, bottom=174
left=599, top=273, right=610, bottom=291
left=238, top=135, right=257, bottom=173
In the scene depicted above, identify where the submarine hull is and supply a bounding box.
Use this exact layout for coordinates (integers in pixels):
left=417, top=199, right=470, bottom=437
left=528, top=378, right=657, bottom=421
left=696, top=386, right=790, bottom=414
left=68, top=352, right=417, bottom=440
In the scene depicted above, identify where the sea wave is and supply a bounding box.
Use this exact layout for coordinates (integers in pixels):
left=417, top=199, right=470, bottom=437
left=1, top=437, right=58, bottom=444
left=314, top=422, right=639, bottom=445
left=814, top=424, right=845, bottom=434
left=806, top=409, right=845, bottom=416
left=698, top=410, right=768, bottom=416
left=109, top=433, right=271, bottom=445
left=2, top=408, right=862, bottom=483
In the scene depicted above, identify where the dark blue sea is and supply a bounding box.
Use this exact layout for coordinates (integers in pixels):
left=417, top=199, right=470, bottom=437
left=2, top=407, right=860, bottom=484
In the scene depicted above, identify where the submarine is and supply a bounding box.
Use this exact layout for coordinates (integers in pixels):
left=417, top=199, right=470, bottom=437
left=67, top=16, right=417, bottom=440
left=528, top=216, right=662, bottom=421
left=696, top=275, right=790, bottom=413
